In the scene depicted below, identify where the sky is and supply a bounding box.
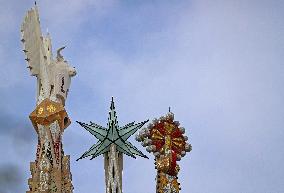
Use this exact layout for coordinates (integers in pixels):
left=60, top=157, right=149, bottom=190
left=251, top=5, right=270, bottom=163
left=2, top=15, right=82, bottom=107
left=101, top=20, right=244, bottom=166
left=0, top=0, right=284, bottom=192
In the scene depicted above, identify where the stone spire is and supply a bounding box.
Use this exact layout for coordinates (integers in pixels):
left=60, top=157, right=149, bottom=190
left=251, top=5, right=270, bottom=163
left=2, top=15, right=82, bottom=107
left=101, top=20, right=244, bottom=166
left=76, top=97, right=148, bottom=193
left=21, top=4, right=75, bottom=193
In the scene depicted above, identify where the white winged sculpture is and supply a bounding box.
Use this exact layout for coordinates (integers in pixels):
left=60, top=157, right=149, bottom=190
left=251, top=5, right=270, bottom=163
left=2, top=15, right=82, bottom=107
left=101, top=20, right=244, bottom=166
left=21, top=5, right=76, bottom=106
left=21, top=5, right=75, bottom=192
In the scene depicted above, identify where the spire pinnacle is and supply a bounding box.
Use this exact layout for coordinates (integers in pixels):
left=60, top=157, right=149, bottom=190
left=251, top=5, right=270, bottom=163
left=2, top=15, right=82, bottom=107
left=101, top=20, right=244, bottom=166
left=110, top=96, right=115, bottom=110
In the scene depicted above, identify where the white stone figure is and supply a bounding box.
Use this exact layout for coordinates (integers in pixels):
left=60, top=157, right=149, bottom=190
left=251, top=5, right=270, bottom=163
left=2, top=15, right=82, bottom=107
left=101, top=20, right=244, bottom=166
left=21, top=5, right=76, bottom=106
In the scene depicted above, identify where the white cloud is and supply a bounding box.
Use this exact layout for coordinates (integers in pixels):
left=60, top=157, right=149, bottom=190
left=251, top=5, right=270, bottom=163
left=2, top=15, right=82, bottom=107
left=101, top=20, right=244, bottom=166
left=38, top=0, right=118, bottom=32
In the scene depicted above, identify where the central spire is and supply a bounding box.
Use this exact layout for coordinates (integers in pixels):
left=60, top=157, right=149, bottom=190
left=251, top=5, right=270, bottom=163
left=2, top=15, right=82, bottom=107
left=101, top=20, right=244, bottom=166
left=76, top=97, right=149, bottom=193
left=76, top=97, right=148, bottom=160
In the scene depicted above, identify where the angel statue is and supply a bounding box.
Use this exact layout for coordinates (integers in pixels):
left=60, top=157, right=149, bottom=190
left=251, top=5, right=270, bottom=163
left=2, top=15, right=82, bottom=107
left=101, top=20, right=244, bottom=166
left=21, top=4, right=75, bottom=193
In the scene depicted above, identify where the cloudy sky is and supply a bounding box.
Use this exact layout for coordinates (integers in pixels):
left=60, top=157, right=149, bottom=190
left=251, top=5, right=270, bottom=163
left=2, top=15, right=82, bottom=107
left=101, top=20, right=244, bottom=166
left=0, top=0, right=283, bottom=192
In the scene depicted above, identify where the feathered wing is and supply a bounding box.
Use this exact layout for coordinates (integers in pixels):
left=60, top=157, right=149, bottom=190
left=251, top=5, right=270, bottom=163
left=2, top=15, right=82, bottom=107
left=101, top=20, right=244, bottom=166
left=20, top=6, right=44, bottom=76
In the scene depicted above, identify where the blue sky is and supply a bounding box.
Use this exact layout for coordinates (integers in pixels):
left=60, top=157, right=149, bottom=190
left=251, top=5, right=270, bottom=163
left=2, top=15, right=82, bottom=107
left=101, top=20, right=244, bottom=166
left=0, top=0, right=284, bottom=192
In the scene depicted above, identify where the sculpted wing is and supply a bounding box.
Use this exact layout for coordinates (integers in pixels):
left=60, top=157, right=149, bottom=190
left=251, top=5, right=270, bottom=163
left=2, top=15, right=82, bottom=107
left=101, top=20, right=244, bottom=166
left=20, top=6, right=44, bottom=76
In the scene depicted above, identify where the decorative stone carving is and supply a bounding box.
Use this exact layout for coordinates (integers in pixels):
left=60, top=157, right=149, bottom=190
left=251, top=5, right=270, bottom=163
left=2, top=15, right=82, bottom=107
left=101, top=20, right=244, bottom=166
left=21, top=4, right=75, bottom=193
left=29, top=98, right=71, bottom=132
left=136, top=111, right=192, bottom=193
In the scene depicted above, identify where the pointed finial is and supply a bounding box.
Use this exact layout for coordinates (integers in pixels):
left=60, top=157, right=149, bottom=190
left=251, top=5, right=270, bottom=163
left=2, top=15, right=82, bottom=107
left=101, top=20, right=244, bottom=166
left=35, top=1, right=37, bottom=5
left=110, top=97, right=115, bottom=110
left=167, top=106, right=174, bottom=120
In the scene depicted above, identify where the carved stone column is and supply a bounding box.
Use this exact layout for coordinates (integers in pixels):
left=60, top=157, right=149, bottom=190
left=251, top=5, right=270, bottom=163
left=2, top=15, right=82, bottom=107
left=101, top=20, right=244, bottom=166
left=104, top=144, right=123, bottom=193
left=27, top=99, right=73, bottom=193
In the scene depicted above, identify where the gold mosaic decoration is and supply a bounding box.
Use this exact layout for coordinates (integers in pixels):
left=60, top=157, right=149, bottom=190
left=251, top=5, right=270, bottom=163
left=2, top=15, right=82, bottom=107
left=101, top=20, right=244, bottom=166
left=29, top=98, right=71, bottom=132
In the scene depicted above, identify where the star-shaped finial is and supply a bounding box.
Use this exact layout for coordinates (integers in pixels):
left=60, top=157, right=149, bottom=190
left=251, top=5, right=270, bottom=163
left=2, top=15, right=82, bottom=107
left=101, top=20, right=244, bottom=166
left=76, top=97, right=149, bottom=161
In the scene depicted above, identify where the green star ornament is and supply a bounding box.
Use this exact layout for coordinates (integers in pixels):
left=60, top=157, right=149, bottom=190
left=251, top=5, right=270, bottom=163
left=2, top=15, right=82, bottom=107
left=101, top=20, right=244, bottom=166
left=76, top=97, right=149, bottom=161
